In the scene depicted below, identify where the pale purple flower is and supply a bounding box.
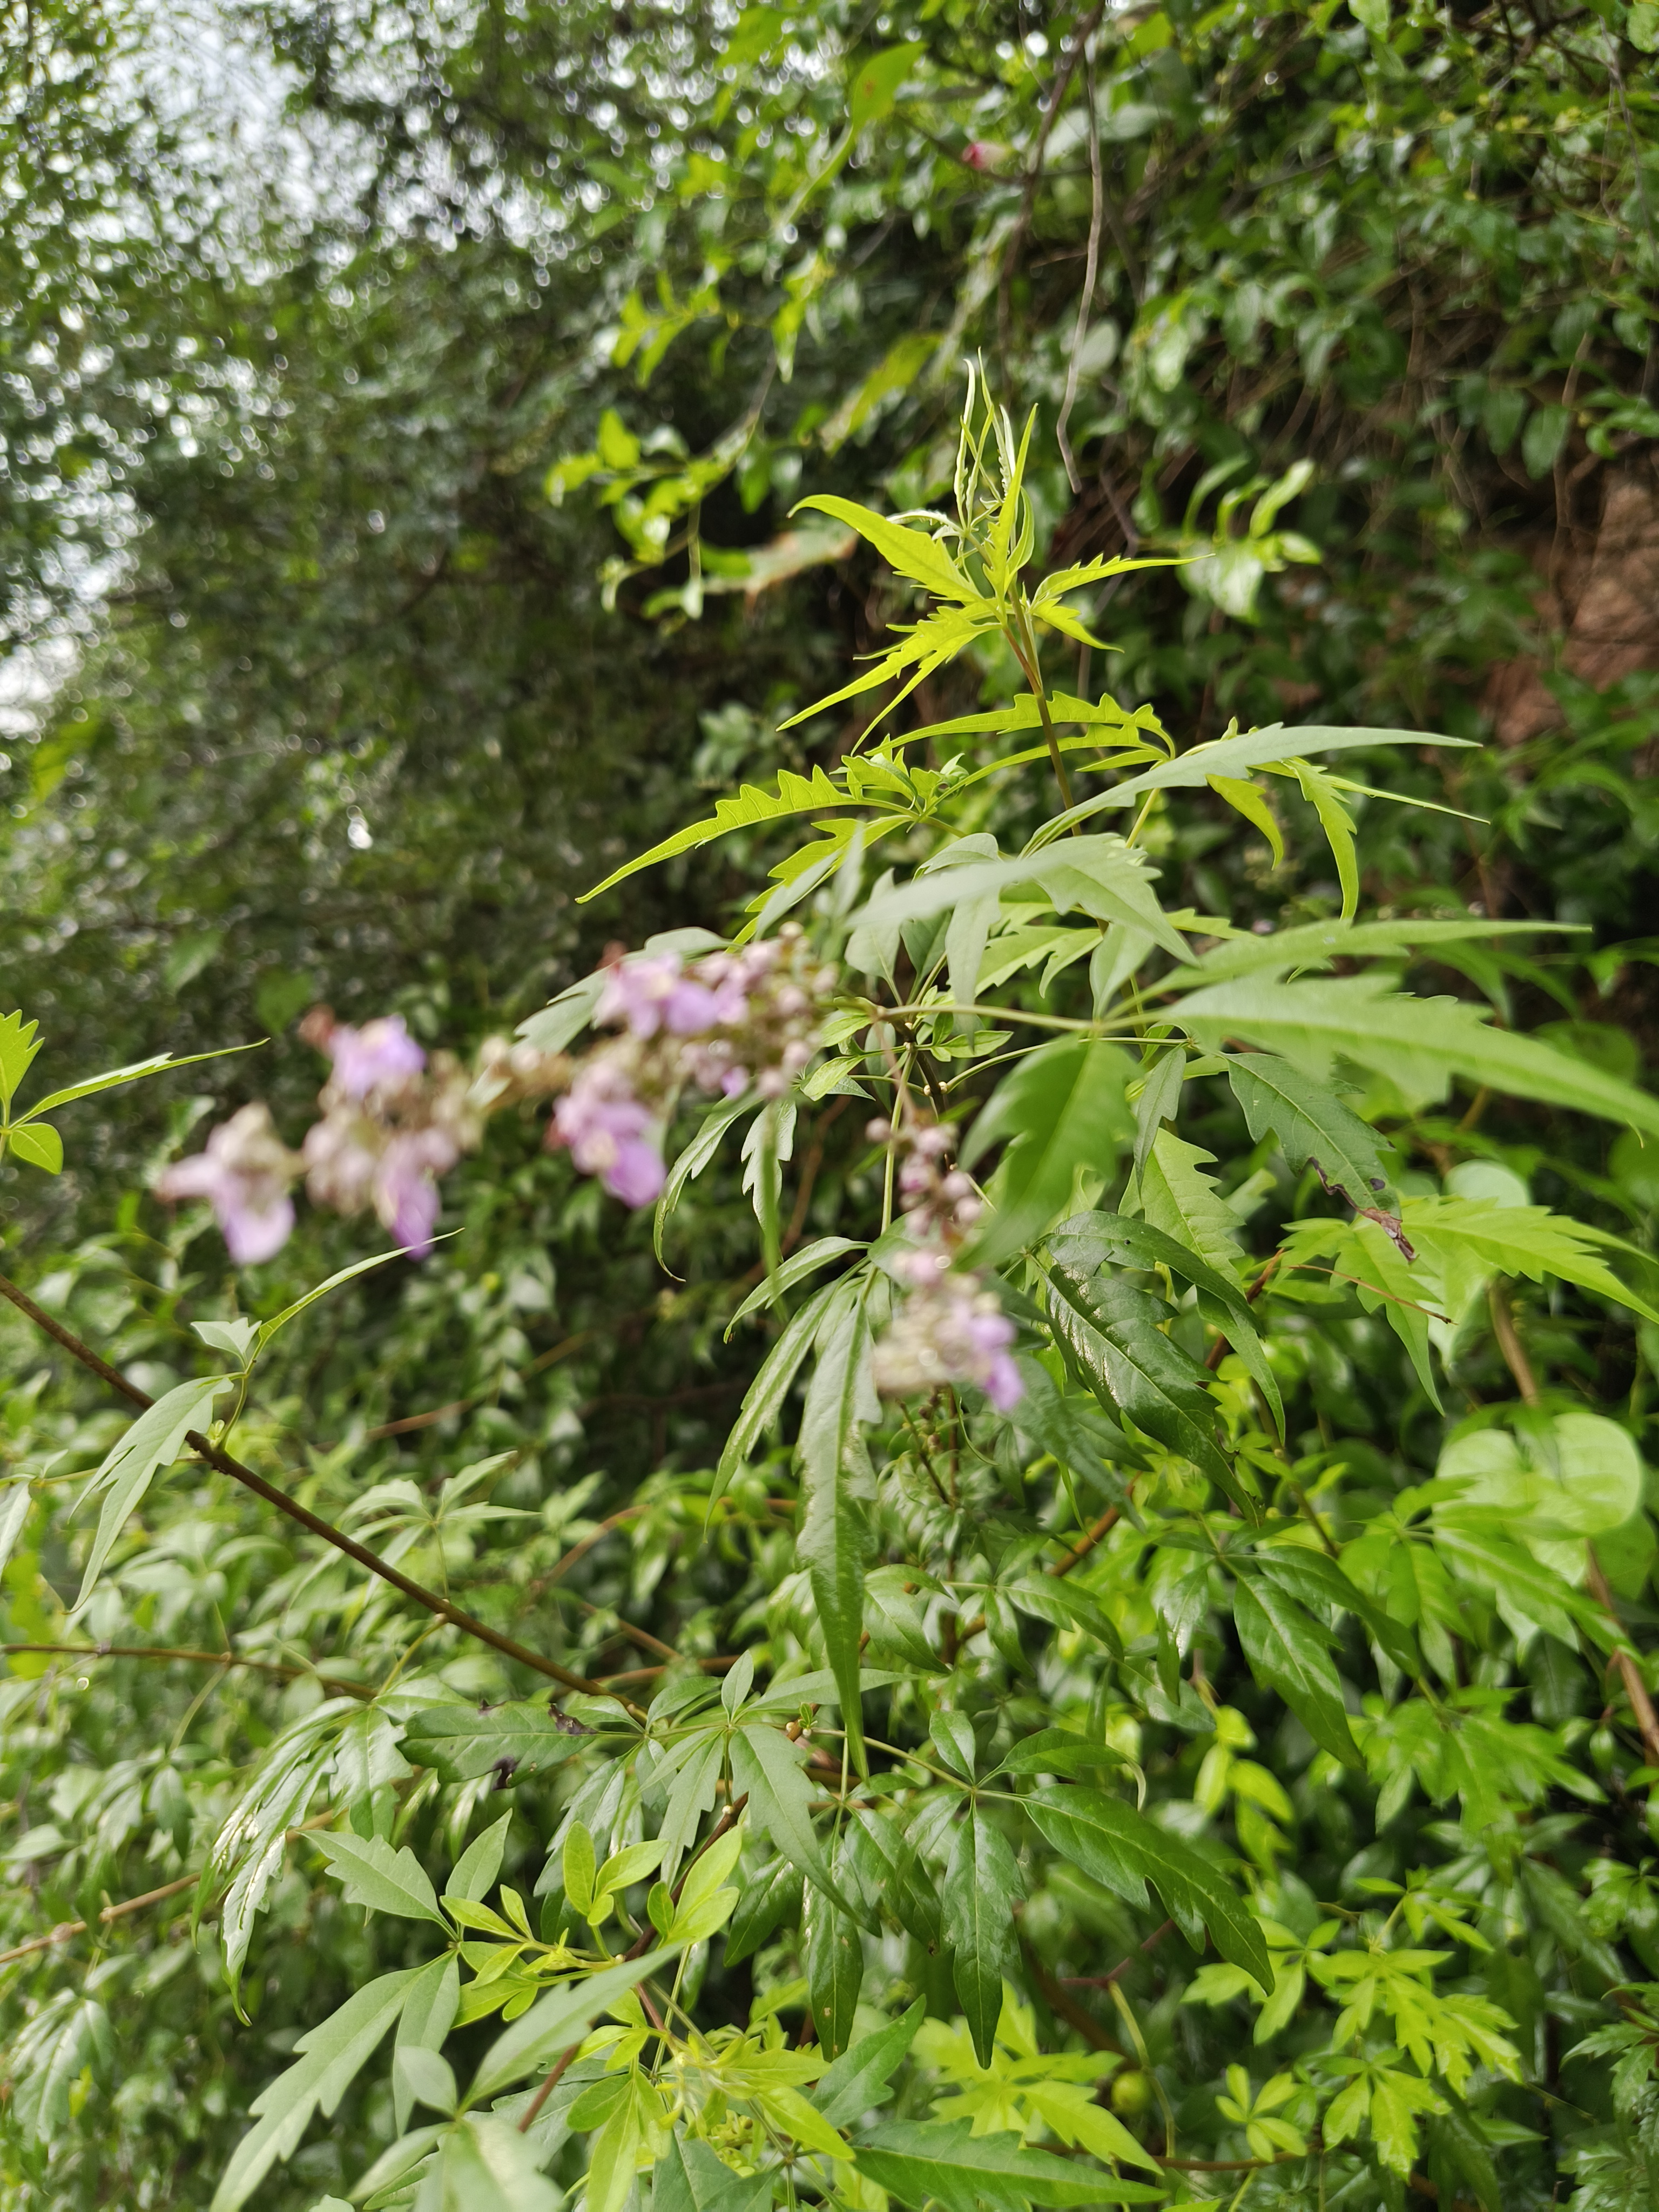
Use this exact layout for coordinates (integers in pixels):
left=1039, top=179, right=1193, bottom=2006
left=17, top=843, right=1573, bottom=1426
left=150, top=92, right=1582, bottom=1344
left=965, top=1306, right=1023, bottom=1412
left=552, top=1062, right=664, bottom=1207
left=375, top=1131, right=453, bottom=1255
left=156, top=1104, right=298, bottom=1265
left=327, top=1016, right=426, bottom=1099
left=301, top=1115, right=381, bottom=1215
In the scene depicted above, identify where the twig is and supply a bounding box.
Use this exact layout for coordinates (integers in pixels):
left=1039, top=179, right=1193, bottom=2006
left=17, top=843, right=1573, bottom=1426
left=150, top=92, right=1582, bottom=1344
left=0, top=1808, right=338, bottom=1970
left=1061, top=1919, right=1175, bottom=1986
left=0, top=1272, right=624, bottom=1710
left=1205, top=1252, right=1282, bottom=1370
left=0, top=1642, right=369, bottom=1701
left=516, top=2040, right=581, bottom=2134
left=1020, top=1934, right=1126, bottom=2055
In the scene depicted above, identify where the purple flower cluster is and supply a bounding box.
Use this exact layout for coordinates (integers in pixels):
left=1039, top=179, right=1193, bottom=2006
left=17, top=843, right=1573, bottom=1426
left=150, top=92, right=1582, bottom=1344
left=548, top=929, right=829, bottom=1208
left=154, top=1012, right=569, bottom=1265
left=867, top=1116, right=1023, bottom=1412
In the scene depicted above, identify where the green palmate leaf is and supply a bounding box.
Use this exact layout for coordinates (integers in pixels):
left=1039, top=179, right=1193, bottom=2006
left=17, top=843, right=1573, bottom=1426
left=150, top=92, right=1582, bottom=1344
left=1043, top=1266, right=1243, bottom=1505
left=1176, top=915, right=1576, bottom=987
left=855, top=2119, right=1162, bottom=2210
left=813, top=1999, right=924, bottom=2127
left=1024, top=1786, right=1271, bottom=1992
left=469, top=1948, right=682, bottom=2103
left=805, top=1883, right=865, bottom=2058
left=1401, top=1196, right=1659, bottom=1324
left=1231, top=1574, right=1361, bottom=1765
left=1166, top=971, right=1659, bottom=1132
left=72, top=1374, right=231, bottom=1615
left=578, top=766, right=855, bottom=902
left=213, top=1968, right=422, bottom=2211
left=797, top=1274, right=880, bottom=1773
left=314, top=1831, right=448, bottom=1926
left=792, top=495, right=976, bottom=601
left=717, top=1276, right=845, bottom=1492
left=942, top=1807, right=1022, bottom=2066
left=1042, top=724, right=1472, bottom=838
left=1225, top=1052, right=1396, bottom=1208
left=655, top=2133, right=773, bottom=2212
left=4, top=1119, right=62, bottom=1172
left=1003, top=1575, right=1123, bottom=1659
left=402, top=1700, right=595, bottom=1787
left=1049, top=1208, right=1283, bottom=1435
left=857, top=835, right=1189, bottom=962
left=963, top=1038, right=1135, bottom=1267
left=1134, top=1128, right=1245, bottom=1284
left=0, top=1009, right=44, bottom=1106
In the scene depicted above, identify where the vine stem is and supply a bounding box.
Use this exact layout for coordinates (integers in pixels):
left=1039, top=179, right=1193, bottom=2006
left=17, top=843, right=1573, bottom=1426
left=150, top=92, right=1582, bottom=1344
left=0, top=1271, right=630, bottom=1711
left=0, top=1641, right=370, bottom=1700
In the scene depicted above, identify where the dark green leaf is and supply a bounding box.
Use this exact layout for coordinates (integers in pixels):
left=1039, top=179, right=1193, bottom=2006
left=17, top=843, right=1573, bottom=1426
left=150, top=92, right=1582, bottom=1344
left=1025, top=1786, right=1271, bottom=1992
left=942, top=1808, right=1021, bottom=2066
left=1231, top=1575, right=1361, bottom=1766
left=813, top=1999, right=923, bottom=2127
left=402, top=1701, right=593, bottom=1787
left=805, top=1882, right=865, bottom=2057
left=1225, top=1051, right=1396, bottom=1207
left=855, top=2119, right=1163, bottom=2210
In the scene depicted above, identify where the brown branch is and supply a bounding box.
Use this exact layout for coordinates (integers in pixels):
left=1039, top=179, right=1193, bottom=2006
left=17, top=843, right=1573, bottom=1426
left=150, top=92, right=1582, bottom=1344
left=516, top=2039, right=581, bottom=2134
left=362, top=1327, right=599, bottom=1441
left=0, top=1272, right=624, bottom=1710
left=0, top=1642, right=369, bottom=1700
left=1049, top=1506, right=1118, bottom=1577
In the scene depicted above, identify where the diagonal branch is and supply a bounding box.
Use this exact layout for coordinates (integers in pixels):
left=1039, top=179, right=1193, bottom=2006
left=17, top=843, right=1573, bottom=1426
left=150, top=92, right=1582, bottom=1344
left=0, top=1641, right=370, bottom=1700
left=0, top=1271, right=621, bottom=1707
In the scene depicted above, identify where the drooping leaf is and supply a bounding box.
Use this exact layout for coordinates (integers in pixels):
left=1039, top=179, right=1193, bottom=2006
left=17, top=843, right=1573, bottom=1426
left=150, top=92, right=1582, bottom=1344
left=1225, top=1052, right=1396, bottom=1208
left=1025, top=1786, right=1272, bottom=1991
left=1044, top=1266, right=1242, bottom=1504
left=942, top=1806, right=1022, bottom=2065
left=716, top=1277, right=845, bottom=1492
left=1231, top=1574, right=1361, bottom=1766
left=805, top=1881, right=865, bottom=2057
left=212, top=1970, right=421, bottom=2211
left=855, top=2119, right=1163, bottom=2210
left=393, top=1955, right=461, bottom=2132
left=797, top=1275, right=880, bottom=1774
left=72, top=1374, right=231, bottom=1614
left=723, top=1857, right=802, bottom=1966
